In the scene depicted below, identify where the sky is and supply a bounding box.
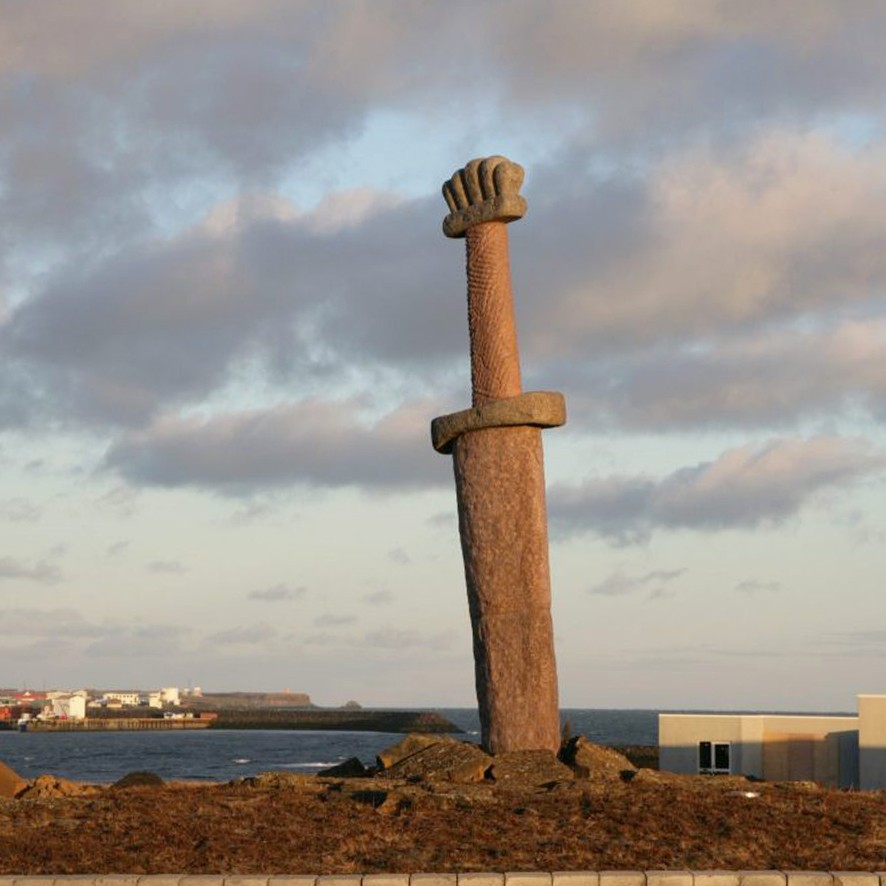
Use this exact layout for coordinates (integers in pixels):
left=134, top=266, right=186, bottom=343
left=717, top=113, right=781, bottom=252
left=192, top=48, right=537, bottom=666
left=1, top=1, right=885, bottom=711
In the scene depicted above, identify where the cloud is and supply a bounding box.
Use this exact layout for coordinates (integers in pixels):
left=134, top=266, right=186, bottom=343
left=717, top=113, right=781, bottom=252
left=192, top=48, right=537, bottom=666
left=314, top=614, right=357, bottom=627
left=361, top=626, right=453, bottom=651
left=207, top=623, right=277, bottom=644
left=147, top=560, right=187, bottom=574
left=734, top=579, right=782, bottom=595
left=550, top=317, right=886, bottom=432
left=85, top=623, right=191, bottom=658
left=588, top=568, right=686, bottom=598
left=819, top=630, right=886, bottom=657
left=362, top=590, right=394, bottom=606
left=0, top=498, right=41, bottom=522
left=6, top=128, right=886, bottom=443
left=302, top=625, right=454, bottom=651
left=0, top=607, right=103, bottom=636
left=550, top=436, right=886, bottom=544
left=3, top=189, right=461, bottom=428
left=0, top=557, right=62, bottom=584
left=388, top=547, right=411, bottom=565
left=104, top=398, right=451, bottom=493
left=519, top=133, right=886, bottom=364
left=248, top=584, right=306, bottom=602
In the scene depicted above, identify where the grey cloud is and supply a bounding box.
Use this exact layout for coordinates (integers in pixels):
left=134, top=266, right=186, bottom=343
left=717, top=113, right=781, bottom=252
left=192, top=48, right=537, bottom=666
left=5, top=193, right=462, bottom=428
left=85, top=623, right=190, bottom=658
left=147, top=560, right=187, bottom=574
left=388, top=547, right=411, bottom=565
left=0, top=498, right=41, bottom=522
left=587, top=568, right=686, bottom=597
left=314, top=614, right=357, bottom=628
left=548, top=316, right=886, bottom=432
left=248, top=584, right=306, bottom=602
left=734, top=579, right=782, bottom=595
left=0, top=557, right=62, bottom=584
left=6, top=131, right=886, bottom=439
left=361, top=626, right=453, bottom=651
left=518, top=135, right=886, bottom=363
left=0, top=607, right=104, bottom=637
left=207, top=623, right=277, bottom=644
left=362, top=590, right=394, bottom=606
left=302, top=625, right=454, bottom=651
left=550, top=436, right=886, bottom=544
left=104, top=398, right=451, bottom=493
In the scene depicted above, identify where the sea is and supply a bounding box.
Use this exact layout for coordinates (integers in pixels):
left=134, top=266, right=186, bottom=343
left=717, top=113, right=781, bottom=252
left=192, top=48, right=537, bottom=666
left=0, top=708, right=657, bottom=784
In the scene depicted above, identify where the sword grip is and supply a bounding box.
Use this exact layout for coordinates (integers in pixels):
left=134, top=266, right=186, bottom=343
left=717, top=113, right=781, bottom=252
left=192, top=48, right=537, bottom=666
left=465, top=222, right=522, bottom=407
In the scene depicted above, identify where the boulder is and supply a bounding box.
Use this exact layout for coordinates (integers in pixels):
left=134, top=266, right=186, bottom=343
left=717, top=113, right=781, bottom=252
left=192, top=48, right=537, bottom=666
left=379, top=737, right=491, bottom=784
left=112, top=771, right=165, bottom=789
left=0, top=759, right=27, bottom=799
left=318, top=756, right=369, bottom=778
left=486, top=749, right=574, bottom=786
left=376, top=733, right=441, bottom=770
left=18, top=774, right=96, bottom=799
left=560, top=735, right=636, bottom=780
left=238, top=771, right=324, bottom=792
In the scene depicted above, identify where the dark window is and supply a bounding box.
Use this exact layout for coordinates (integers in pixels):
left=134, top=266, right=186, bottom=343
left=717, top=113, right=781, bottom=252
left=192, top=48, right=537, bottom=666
left=698, top=741, right=712, bottom=770
left=698, top=740, right=730, bottom=774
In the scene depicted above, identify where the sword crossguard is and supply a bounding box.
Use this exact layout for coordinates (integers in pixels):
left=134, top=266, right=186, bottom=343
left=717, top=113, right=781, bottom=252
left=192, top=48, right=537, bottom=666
left=442, top=156, right=527, bottom=238
left=431, top=391, right=566, bottom=455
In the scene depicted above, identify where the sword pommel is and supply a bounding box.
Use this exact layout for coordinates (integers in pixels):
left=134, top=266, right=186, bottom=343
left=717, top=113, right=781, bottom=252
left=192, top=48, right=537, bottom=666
left=442, top=155, right=527, bottom=238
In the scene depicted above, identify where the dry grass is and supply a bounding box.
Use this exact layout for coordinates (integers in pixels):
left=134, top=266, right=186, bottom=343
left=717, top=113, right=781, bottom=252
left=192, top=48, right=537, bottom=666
left=2, top=773, right=886, bottom=873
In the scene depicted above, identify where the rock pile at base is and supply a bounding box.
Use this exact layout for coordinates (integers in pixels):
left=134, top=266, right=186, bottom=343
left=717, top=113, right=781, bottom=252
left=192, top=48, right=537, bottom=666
left=369, top=733, right=632, bottom=788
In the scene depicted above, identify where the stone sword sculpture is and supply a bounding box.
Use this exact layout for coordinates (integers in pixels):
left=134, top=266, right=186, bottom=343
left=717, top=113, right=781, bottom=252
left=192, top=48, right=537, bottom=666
left=431, top=156, right=565, bottom=755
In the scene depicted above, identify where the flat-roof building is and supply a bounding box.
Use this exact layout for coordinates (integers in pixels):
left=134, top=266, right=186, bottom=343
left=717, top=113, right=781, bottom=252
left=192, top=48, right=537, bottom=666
left=659, top=694, right=886, bottom=789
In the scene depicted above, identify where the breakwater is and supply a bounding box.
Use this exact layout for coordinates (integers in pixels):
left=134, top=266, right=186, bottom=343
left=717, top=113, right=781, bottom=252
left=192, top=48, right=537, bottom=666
left=208, top=708, right=462, bottom=733
left=22, top=717, right=212, bottom=731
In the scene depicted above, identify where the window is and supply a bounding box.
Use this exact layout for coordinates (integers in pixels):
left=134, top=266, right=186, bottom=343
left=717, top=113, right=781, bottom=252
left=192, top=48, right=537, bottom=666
left=698, top=740, right=731, bottom=774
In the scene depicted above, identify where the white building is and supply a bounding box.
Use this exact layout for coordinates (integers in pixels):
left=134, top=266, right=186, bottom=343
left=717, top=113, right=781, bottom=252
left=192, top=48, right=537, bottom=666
left=102, top=691, right=142, bottom=706
left=148, top=686, right=181, bottom=708
left=659, top=694, right=886, bottom=789
left=49, top=692, right=87, bottom=720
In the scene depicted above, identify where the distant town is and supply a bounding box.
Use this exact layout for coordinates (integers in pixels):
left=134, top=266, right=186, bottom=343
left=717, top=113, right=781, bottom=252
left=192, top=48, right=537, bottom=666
left=0, top=687, right=459, bottom=734
left=0, top=686, right=314, bottom=731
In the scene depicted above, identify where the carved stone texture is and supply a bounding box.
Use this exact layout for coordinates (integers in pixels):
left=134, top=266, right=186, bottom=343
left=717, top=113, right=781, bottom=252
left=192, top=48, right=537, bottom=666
left=434, top=155, right=563, bottom=756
